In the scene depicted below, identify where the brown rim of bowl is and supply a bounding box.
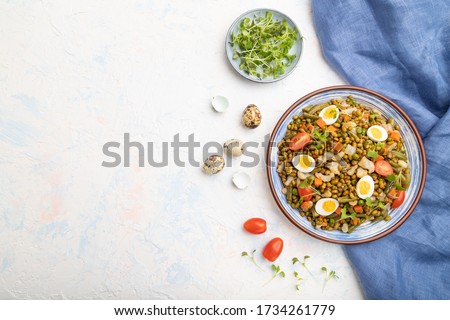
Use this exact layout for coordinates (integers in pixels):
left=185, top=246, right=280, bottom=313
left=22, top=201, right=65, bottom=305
left=266, top=85, right=427, bottom=245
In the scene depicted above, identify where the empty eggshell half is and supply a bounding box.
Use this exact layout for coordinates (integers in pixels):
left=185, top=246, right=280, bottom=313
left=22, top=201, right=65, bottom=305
left=232, top=172, right=251, bottom=189
left=211, top=95, right=229, bottom=112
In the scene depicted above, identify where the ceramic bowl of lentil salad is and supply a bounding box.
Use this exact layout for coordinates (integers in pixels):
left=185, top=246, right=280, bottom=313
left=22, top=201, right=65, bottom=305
left=266, top=86, right=426, bottom=244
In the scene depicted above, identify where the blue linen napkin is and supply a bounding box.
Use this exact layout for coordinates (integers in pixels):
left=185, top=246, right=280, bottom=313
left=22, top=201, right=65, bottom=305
left=312, top=0, right=450, bottom=299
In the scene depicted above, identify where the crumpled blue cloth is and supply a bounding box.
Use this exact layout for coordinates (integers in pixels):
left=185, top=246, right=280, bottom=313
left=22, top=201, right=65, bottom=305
left=312, top=0, right=450, bottom=299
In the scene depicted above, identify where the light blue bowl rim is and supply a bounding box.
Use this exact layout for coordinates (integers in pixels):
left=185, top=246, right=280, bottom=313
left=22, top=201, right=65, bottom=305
left=266, top=85, right=427, bottom=244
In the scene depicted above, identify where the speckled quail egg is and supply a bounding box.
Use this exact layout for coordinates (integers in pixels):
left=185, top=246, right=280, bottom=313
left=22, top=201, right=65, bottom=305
left=202, top=155, right=225, bottom=174
left=367, top=125, right=388, bottom=142
left=292, top=154, right=315, bottom=173
left=315, top=198, right=339, bottom=216
left=242, top=104, right=262, bottom=128
left=356, top=175, right=375, bottom=199
left=319, top=105, right=340, bottom=125
left=223, top=139, right=244, bottom=157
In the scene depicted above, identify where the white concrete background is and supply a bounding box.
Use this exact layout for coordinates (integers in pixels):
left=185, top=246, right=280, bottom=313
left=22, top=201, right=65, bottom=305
left=0, top=0, right=364, bottom=299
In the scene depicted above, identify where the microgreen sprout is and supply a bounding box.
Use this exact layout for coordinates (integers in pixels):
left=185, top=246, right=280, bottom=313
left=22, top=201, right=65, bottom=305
left=241, top=250, right=264, bottom=271
left=292, top=255, right=313, bottom=276
left=367, top=150, right=378, bottom=159
left=321, top=267, right=339, bottom=291
left=265, top=264, right=285, bottom=285
left=337, top=206, right=356, bottom=221
left=293, top=271, right=305, bottom=291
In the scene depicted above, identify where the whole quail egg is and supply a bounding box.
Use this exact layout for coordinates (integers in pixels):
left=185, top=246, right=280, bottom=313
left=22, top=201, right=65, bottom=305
left=223, top=139, right=244, bottom=157
left=242, top=104, right=262, bottom=129
left=356, top=175, right=375, bottom=199
left=202, top=155, right=225, bottom=174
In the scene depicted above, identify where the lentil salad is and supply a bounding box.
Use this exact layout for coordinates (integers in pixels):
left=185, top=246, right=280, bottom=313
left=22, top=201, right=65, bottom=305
left=276, top=96, right=410, bottom=233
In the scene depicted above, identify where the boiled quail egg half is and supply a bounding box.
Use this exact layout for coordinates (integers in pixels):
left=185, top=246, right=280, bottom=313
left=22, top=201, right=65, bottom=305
left=315, top=198, right=339, bottom=216
left=292, top=154, right=315, bottom=173
left=367, top=125, right=388, bottom=142
left=319, top=105, right=340, bottom=125
left=356, top=175, right=375, bottom=199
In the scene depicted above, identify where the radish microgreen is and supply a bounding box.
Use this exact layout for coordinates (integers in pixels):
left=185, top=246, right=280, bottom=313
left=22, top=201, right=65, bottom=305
left=321, top=267, right=339, bottom=292
left=241, top=250, right=264, bottom=271
left=265, top=264, right=285, bottom=285
left=293, top=271, right=305, bottom=291
left=292, top=255, right=313, bottom=276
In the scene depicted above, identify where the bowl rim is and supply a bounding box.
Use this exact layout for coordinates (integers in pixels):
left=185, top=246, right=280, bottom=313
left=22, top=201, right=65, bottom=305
left=224, top=8, right=303, bottom=83
left=266, top=85, right=427, bottom=244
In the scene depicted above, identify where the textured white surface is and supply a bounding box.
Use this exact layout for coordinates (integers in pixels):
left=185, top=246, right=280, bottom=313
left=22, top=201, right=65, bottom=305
left=0, top=0, right=363, bottom=299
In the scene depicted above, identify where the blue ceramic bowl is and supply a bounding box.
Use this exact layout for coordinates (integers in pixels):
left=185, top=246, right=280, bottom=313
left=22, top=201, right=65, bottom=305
left=225, top=8, right=303, bottom=83
left=266, top=86, right=426, bottom=244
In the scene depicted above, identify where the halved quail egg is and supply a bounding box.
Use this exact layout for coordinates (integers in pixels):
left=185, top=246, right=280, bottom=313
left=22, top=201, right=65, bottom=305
left=367, top=125, right=388, bottom=142
left=315, top=198, right=339, bottom=216
left=292, top=154, right=315, bottom=173
left=356, top=175, right=375, bottom=199
left=319, top=105, right=339, bottom=125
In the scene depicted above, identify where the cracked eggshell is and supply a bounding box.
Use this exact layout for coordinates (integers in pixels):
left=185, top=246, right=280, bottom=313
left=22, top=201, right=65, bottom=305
left=211, top=95, right=229, bottom=112
left=232, top=172, right=250, bottom=189
left=223, top=139, right=244, bottom=157
left=242, top=104, right=262, bottom=128
left=202, top=155, right=225, bottom=174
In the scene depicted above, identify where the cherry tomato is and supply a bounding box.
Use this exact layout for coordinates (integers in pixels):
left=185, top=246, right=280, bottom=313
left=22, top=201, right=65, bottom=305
left=375, top=160, right=394, bottom=176
left=262, top=237, right=284, bottom=262
left=243, top=218, right=267, bottom=234
left=289, top=133, right=311, bottom=150
left=392, top=190, right=406, bottom=208
left=298, top=187, right=314, bottom=201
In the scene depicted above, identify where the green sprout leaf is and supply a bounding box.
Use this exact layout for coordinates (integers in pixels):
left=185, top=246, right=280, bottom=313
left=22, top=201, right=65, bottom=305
left=265, top=264, right=285, bottom=285
left=386, top=174, right=396, bottom=182
left=322, top=267, right=339, bottom=292
left=367, top=150, right=378, bottom=159
left=293, top=255, right=313, bottom=277
left=396, top=184, right=406, bottom=191
left=337, top=206, right=356, bottom=221
left=312, top=129, right=329, bottom=143
left=241, top=250, right=264, bottom=272
left=299, top=176, right=314, bottom=188
left=293, top=271, right=305, bottom=291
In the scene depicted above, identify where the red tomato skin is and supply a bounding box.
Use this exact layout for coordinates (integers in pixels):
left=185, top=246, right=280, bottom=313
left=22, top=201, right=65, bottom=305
left=375, top=160, right=394, bottom=176
left=289, top=133, right=311, bottom=151
left=243, top=218, right=267, bottom=234
left=298, top=187, right=314, bottom=201
left=392, top=190, right=406, bottom=208
left=262, top=237, right=284, bottom=262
